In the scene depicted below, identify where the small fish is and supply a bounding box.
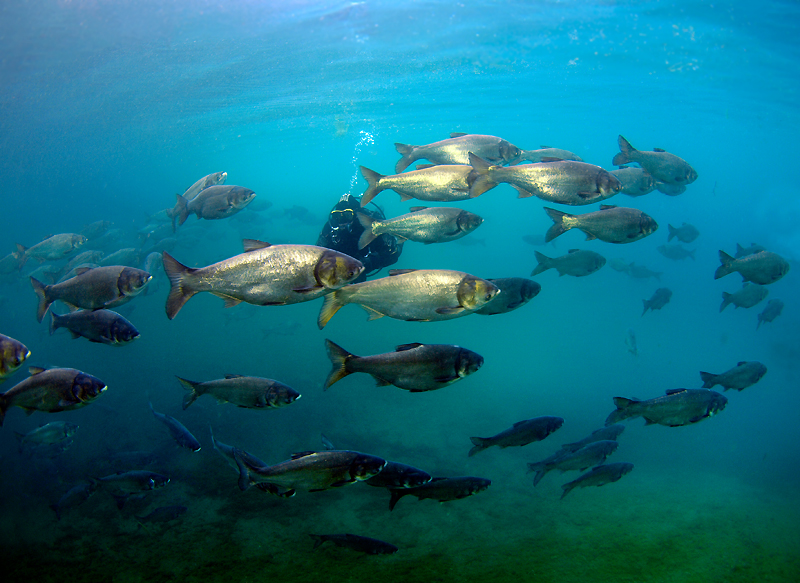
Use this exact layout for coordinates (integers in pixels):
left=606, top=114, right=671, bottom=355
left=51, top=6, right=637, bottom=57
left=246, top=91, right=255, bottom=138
left=627, top=263, right=662, bottom=280
left=357, top=207, right=483, bottom=248
left=474, top=277, right=541, bottom=315
left=735, top=243, right=766, bottom=258
left=169, top=171, right=228, bottom=228
left=81, top=220, right=113, bottom=240
left=528, top=440, right=620, bottom=486
left=561, top=463, right=634, bottom=499
left=0, top=334, right=30, bottom=383
left=560, top=424, right=625, bottom=453
left=468, top=416, right=564, bottom=456
left=657, top=244, right=695, bottom=261
left=625, top=329, right=638, bottom=356
left=544, top=205, right=658, bottom=244
left=359, top=165, right=474, bottom=206
left=612, top=135, right=697, bottom=185
left=720, top=283, right=768, bottom=312
left=757, top=299, right=784, bottom=330
left=310, top=534, right=398, bottom=555
left=714, top=250, right=790, bottom=285
left=365, top=461, right=432, bottom=489
left=31, top=265, right=151, bottom=323
left=178, top=375, right=300, bottom=410
left=135, top=505, right=187, bottom=524
left=148, top=402, right=201, bottom=451
left=50, top=481, right=99, bottom=520
left=518, top=147, right=583, bottom=163
left=97, top=470, right=170, bottom=509
left=642, top=287, right=672, bottom=316
left=605, top=388, right=727, bottom=427
left=700, top=361, right=767, bottom=392
left=667, top=222, right=699, bottom=243
left=15, top=233, right=87, bottom=269
left=610, top=167, right=656, bottom=197
left=15, top=421, right=78, bottom=452
left=50, top=309, right=140, bottom=345
left=388, top=476, right=491, bottom=511
left=532, top=249, right=605, bottom=277
left=0, top=367, right=106, bottom=426
left=324, top=339, right=483, bottom=392
left=394, top=133, right=521, bottom=173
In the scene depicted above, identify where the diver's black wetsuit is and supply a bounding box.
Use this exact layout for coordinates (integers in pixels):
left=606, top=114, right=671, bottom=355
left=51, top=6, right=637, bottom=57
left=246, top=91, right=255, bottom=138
left=316, top=194, right=402, bottom=282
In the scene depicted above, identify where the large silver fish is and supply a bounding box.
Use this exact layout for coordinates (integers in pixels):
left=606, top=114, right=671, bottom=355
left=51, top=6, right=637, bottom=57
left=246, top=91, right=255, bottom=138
left=15, top=234, right=87, bottom=269
left=317, top=268, right=499, bottom=329
left=518, top=147, right=583, bottom=163
left=0, top=334, right=30, bottom=383
left=357, top=207, right=483, bottom=248
left=49, top=309, right=140, bottom=345
left=395, top=133, right=521, bottom=173
left=714, top=250, right=789, bottom=285
left=178, top=375, right=300, bottom=410
left=468, top=416, right=564, bottom=456
left=612, top=135, right=697, bottom=185
left=544, top=205, right=658, bottom=244
left=605, top=388, right=727, bottom=427
left=531, top=249, right=606, bottom=277
left=163, top=240, right=364, bottom=319
left=720, top=283, right=768, bottom=312
left=699, top=361, right=767, bottom=392
left=359, top=165, right=474, bottom=206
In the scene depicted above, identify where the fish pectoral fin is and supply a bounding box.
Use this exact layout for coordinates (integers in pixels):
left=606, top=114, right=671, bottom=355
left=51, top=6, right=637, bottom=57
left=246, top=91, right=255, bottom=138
left=584, top=233, right=597, bottom=241
left=69, top=331, right=82, bottom=339
left=436, top=306, right=465, bottom=315
left=210, top=293, right=242, bottom=308
left=577, top=191, right=595, bottom=199
left=512, top=185, right=535, bottom=198
left=373, top=377, right=392, bottom=387
left=433, top=374, right=458, bottom=383
left=653, top=147, right=666, bottom=152
left=643, top=418, right=658, bottom=425
left=293, top=285, right=323, bottom=293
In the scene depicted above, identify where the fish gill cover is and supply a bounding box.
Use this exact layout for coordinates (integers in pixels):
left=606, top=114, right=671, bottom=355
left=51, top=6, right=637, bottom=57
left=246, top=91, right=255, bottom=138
left=0, top=1, right=798, bottom=582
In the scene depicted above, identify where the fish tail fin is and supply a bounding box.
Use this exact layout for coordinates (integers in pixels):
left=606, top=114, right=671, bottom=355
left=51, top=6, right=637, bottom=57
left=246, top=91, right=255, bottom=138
left=323, top=339, right=354, bottom=390
left=531, top=251, right=551, bottom=276
left=543, top=207, right=571, bottom=242
left=175, top=194, right=189, bottom=227
left=394, top=143, right=416, bottom=173
left=162, top=252, right=199, bottom=320
left=467, top=153, right=498, bottom=198
left=606, top=397, right=636, bottom=425
left=667, top=224, right=677, bottom=242
left=309, top=534, right=325, bottom=550
left=720, top=292, right=732, bottom=312
left=233, top=449, right=252, bottom=491
left=49, top=310, right=60, bottom=336
left=468, top=436, right=487, bottom=457
left=756, top=317, right=762, bottom=331
left=641, top=300, right=650, bottom=316
left=612, top=135, right=635, bottom=166
left=50, top=503, right=62, bottom=521
left=560, top=482, right=576, bottom=499
left=176, top=376, right=203, bottom=409
left=31, top=277, right=53, bottom=323
left=359, top=166, right=385, bottom=206
left=714, top=250, right=735, bottom=280
left=14, top=243, right=27, bottom=270
left=388, top=489, right=408, bottom=511
left=699, top=371, right=717, bottom=388
left=356, top=213, right=377, bottom=250
left=533, top=469, right=547, bottom=487
left=317, top=290, right=344, bottom=329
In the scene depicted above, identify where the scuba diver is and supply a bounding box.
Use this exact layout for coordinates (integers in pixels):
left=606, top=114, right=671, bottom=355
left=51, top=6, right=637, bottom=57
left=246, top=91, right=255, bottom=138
left=316, top=193, right=402, bottom=282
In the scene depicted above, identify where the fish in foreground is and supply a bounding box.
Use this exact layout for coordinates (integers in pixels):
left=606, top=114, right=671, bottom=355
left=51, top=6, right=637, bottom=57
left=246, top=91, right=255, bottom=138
left=532, top=249, right=605, bottom=277
left=357, top=207, right=483, bottom=248
left=720, top=283, right=768, bottom=312
left=560, top=424, right=625, bottom=453
left=174, top=185, right=255, bottom=226
left=0, top=334, right=30, bottom=382
left=15, top=421, right=78, bottom=452
left=611, top=167, right=656, bottom=197
left=642, top=287, right=672, bottom=316
left=15, top=233, right=87, bottom=270
left=605, top=388, right=727, bottom=427
left=561, top=463, right=634, bottom=499
left=757, top=299, right=784, bottom=330
left=667, top=222, right=699, bottom=243
left=163, top=241, right=364, bottom=319
left=469, top=154, right=621, bottom=204
left=365, top=461, right=432, bottom=489
left=394, top=133, right=521, bottom=173
left=97, top=470, right=170, bottom=509
left=317, top=268, right=499, bottom=329
left=324, top=339, right=483, bottom=392
left=178, top=375, right=300, bottom=410
left=233, top=450, right=387, bottom=496
left=388, top=476, right=491, bottom=511
left=612, top=135, right=697, bottom=185
left=528, top=440, right=620, bottom=486
left=359, top=165, right=474, bottom=206
left=148, top=402, right=201, bottom=451
left=0, top=367, right=106, bottom=426
left=50, top=481, right=99, bottom=520
left=474, top=277, right=541, bottom=315
left=543, top=205, right=658, bottom=244
left=310, top=534, right=398, bottom=555
left=468, top=416, right=564, bottom=457
left=136, top=505, right=187, bottom=524
left=700, top=361, right=767, bottom=392
left=50, top=309, right=140, bottom=345
left=714, top=250, right=790, bottom=285
left=31, top=265, right=152, bottom=323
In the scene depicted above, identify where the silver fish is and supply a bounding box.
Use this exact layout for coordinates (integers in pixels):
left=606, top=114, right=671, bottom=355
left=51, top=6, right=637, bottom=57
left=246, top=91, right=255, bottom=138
left=700, top=361, right=767, bottom=392
left=468, top=416, right=564, bottom=456
left=611, top=167, right=657, bottom=197
left=715, top=250, right=789, bottom=285
left=642, top=287, right=672, bottom=315
left=359, top=165, right=474, bottom=206
left=612, top=135, right=697, bottom=185
left=528, top=440, right=620, bottom=486
left=178, top=375, right=300, bottom=410
left=0, top=334, right=30, bottom=382
left=15, top=234, right=87, bottom=269
left=532, top=249, right=605, bottom=277
left=544, top=205, right=658, bottom=244
left=395, top=133, right=521, bottom=173
left=561, top=463, right=634, bottom=499
left=357, top=207, right=483, bottom=248
left=720, top=283, right=768, bottom=312
left=605, top=388, right=727, bottom=427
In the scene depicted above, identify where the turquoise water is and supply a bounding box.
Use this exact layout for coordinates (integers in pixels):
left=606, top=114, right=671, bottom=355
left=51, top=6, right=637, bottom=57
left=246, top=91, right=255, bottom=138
left=1, top=1, right=799, bottom=581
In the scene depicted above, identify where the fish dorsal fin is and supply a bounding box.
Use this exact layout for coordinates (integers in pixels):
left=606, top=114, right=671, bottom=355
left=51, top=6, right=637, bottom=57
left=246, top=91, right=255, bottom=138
left=29, top=366, right=47, bottom=375
left=540, top=157, right=563, bottom=163
left=599, top=205, right=617, bottom=210
left=74, top=267, right=93, bottom=276
left=291, top=451, right=317, bottom=460
left=409, top=206, right=428, bottom=212
left=388, top=269, right=418, bottom=276
left=450, top=132, right=468, bottom=138
left=225, top=374, right=244, bottom=379
left=540, top=145, right=552, bottom=149
left=415, top=164, right=436, bottom=170
left=737, top=361, right=747, bottom=366
left=568, top=249, right=580, bottom=253
left=396, top=343, right=424, bottom=352
left=512, top=420, right=529, bottom=428
left=665, top=388, right=687, bottom=395
left=243, top=239, right=271, bottom=252
left=653, top=148, right=666, bottom=152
